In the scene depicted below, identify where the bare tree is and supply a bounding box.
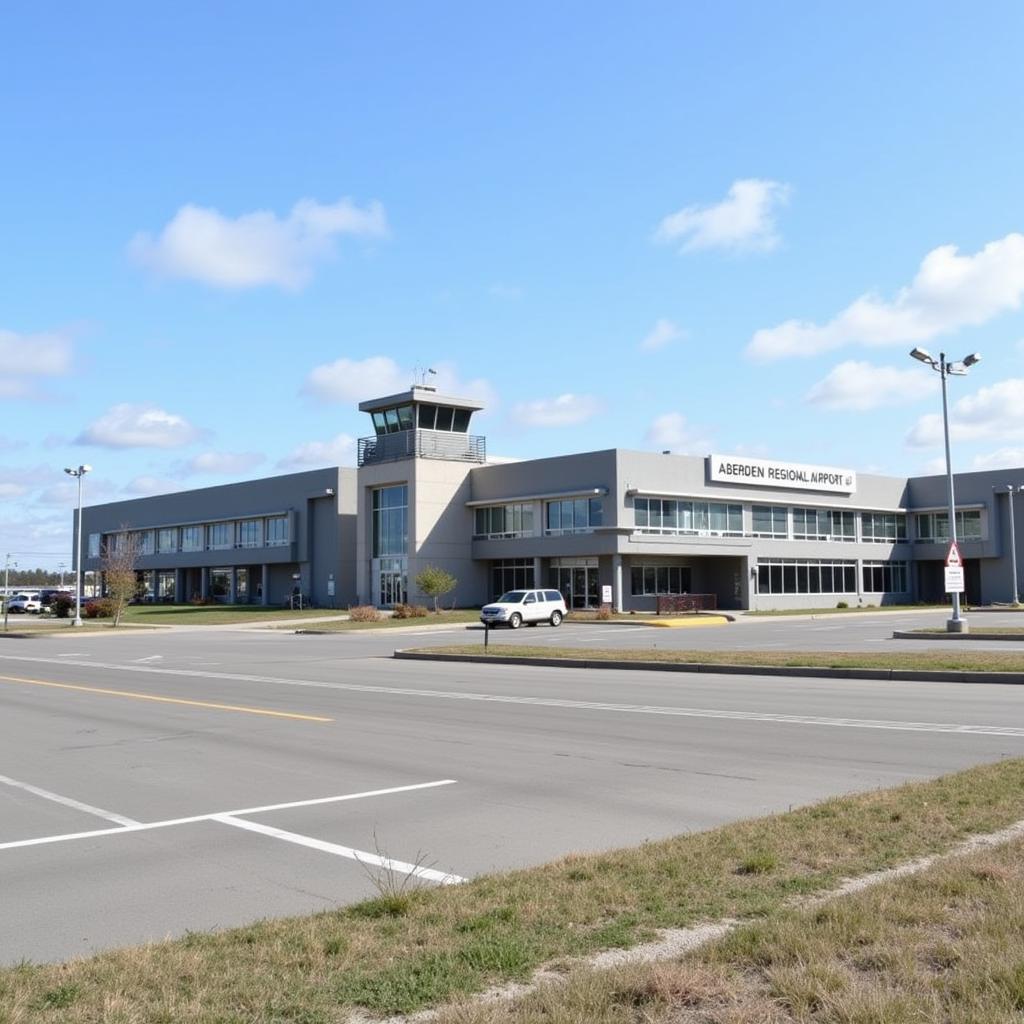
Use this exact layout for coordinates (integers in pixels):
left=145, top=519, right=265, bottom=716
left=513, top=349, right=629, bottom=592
left=101, top=529, right=143, bottom=627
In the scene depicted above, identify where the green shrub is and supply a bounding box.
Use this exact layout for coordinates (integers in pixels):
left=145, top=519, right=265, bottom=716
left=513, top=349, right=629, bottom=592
left=836, top=601, right=849, bottom=609
left=50, top=593, right=75, bottom=618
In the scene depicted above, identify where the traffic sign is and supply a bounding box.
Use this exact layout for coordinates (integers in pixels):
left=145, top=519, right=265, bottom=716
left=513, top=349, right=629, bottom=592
left=945, top=541, right=962, bottom=568
left=944, top=566, right=965, bottom=593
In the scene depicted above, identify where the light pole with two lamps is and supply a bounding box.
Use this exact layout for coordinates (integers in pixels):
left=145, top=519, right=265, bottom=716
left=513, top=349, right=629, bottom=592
left=908, top=349, right=981, bottom=633
left=64, top=464, right=92, bottom=627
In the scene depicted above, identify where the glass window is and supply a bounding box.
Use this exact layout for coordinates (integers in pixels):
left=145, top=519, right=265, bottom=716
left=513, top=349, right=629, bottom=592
left=631, top=564, right=692, bottom=595
left=157, top=528, right=177, bottom=553
left=236, top=520, right=262, bottom=548
left=372, top=485, right=408, bottom=557
left=418, top=404, right=437, bottom=429
left=88, top=533, right=101, bottom=558
left=490, top=559, right=535, bottom=599
left=397, top=405, right=413, bottom=430
left=138, top=530, right=155, bottom=555
left=372, top=412, right=387, bottom=436
left=266, top=516, right=289, bottom=547
left=181, top=526, right=203, bottom=552
left=384, top=408, right=400, bottom=432
left=634, top=498, right=648, bottom=527
left=435, top=406, right=454, bottom=431
left=452, top=409, right=471, bottom=432
left=546, top=497, right=600, bottom=533
left=756, top=559, right=858, bottom=594
left=207, top=522, right=232, bottom=550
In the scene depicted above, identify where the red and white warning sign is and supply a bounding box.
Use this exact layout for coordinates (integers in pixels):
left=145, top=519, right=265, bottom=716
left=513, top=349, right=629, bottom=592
left=944, top=541, right=965, bottom=593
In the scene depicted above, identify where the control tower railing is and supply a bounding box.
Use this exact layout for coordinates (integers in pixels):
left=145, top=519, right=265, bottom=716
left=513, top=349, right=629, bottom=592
left=358, top=429, right=486, bottom=467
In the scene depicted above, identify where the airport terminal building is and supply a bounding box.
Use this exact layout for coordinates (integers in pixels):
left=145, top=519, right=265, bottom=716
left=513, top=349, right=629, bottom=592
left=75, top=384, right=1024, bottom=611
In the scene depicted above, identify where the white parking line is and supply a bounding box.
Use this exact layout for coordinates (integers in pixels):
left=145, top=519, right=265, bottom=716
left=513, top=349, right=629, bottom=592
left=0, top=779, right=457, bottom=853
left=213, top=814, right=464, bottom=884
left=0, top=773, right=140, bottom=827
left=133, top=655, right=163, bottom=663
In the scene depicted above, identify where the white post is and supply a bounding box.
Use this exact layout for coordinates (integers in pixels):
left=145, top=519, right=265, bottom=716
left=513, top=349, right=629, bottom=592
left=939, top=355, right=965, bottom=632
left=1008, top=485, right=1020, bottom=606
left=73, top=470, right=85, bottom=627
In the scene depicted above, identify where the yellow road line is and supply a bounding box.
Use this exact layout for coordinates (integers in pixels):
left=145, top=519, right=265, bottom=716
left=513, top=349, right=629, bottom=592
left=0, top=674, right=332, bottom=722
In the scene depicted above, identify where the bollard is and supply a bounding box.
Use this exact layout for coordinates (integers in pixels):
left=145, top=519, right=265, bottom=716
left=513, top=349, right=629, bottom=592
left=484, top=621, right=489, bottom=649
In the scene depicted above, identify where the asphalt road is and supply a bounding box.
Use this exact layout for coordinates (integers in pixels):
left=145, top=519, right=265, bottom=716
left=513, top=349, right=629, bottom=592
left=1, top=620, right=1023, bottom=964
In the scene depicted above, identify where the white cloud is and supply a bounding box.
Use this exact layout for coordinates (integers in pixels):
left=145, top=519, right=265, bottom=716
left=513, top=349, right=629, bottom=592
left=906, top=378, right=1024, bottom=447
left=302, top=356, right=497, bottom=411
left=749, top=233, right=1024, bottom=361
left=278, top=433, right=356, bottom=469
left=76, top=404, right=204, bottom=449
left=644, top=413, right=712, bottom=452
left=639, top=318, right=684, bottom=352
left=35, top=477, right=118, bottom=507
left=303, top=355, right=407, bottom=403
left=0, top=328, right=74, bottom=400
left=511, top=394, right=601, bottom=427
left=654, top=179, right=791, bottom=253
left=123, top=476, right=184, bottom=496
left=179, top=451, right=265, bottom=476
left=972, top=447, right=1024, bottom=471
left=805, top=361, right=936, bottom=411
left=129, top=196, right=388, bottom=290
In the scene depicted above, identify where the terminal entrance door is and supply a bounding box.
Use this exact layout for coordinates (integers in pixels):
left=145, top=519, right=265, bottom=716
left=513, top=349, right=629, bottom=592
left=372, top=557, right=407, bottom=607
left=552, top=564, right=599, bottom=609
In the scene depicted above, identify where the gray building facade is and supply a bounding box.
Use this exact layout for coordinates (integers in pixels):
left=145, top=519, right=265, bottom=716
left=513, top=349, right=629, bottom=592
left=74, top=385, right=1024, bottom=611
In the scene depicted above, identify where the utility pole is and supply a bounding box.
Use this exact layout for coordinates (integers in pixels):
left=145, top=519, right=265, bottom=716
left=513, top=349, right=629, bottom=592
left=3, top=554, right=15, bottom=632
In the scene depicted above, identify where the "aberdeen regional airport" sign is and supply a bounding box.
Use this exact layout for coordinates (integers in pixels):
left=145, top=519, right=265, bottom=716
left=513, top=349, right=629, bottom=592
left=708, top=454, right=857, bottom=495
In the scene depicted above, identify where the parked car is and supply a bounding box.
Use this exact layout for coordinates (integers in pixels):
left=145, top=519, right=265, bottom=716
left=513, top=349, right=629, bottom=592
left=7, top=593, right=43, bottom=614
left=480, top=589, right=566, bottom=629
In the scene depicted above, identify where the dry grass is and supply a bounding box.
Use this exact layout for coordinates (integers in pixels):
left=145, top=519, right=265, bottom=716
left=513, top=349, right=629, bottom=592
left=439, top=838, right=1024, bottom=1024
left=2, top=761, right=1024, bottom=1021
left=295, top=609, right=482, bottom=632
left=414, top=644, right=1024, bottom=674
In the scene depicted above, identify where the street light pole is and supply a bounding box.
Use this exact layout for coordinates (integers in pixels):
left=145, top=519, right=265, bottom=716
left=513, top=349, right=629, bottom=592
left=64, top=464, right=92, bottom=628
left=3, top=554, right=15, bottom=632
left=938, top=353, right=964, bottom=629
left=1004, top=484, right=1023, bottom=606
left=909, top=348, right=981, bottom=633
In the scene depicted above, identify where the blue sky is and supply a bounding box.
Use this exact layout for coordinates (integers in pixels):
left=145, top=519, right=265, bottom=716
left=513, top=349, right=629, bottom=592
left=4, top=2, right=1024, bottom=566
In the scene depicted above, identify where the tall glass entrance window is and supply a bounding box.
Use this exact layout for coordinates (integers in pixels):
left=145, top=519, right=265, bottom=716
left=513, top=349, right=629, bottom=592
left=549, top=559, right=599, bottom=609
left=372, top=485, right=408, bottom=606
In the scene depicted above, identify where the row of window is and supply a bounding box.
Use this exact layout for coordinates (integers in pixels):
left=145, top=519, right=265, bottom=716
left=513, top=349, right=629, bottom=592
left=491, top=558, right=536, bottom=597
left=634, top=498, right=743, bottom=536
left=756, top=559, right=910, bottom=595
left=474, top=503, right=534, bottom=539
left=630, top=564, right=693, bottom=596
left=369, top=404, right=473, bottom=436
left=916, top=510, right=983, bottom=542
left=89, top=517, right=290, bottom=559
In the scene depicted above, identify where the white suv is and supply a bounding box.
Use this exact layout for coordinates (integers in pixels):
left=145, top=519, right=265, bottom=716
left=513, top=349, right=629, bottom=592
left=480, top=589, right=567, bottom=629
left=7, top=593, right=42, bottom=614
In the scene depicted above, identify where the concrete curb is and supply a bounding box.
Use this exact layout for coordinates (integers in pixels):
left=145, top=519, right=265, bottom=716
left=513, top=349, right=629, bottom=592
left=393, top=649, right=1024, bottom=685
left=893, top=631, right=1024, bottom=642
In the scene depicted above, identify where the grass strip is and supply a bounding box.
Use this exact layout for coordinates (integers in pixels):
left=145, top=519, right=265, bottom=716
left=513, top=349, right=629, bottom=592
left=120, top=604, right=351, bottom=626
left=438, top=835, right=1024, bottom=1024
left=912, top=626, right=1024, bottom=636
left=409, top=643, right=1024, bottom=673
left=3, top=760, right=1024, bottom=1021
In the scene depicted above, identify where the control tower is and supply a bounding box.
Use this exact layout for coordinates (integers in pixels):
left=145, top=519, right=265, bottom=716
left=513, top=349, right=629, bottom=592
left=355, top=384, right=487, bottom=606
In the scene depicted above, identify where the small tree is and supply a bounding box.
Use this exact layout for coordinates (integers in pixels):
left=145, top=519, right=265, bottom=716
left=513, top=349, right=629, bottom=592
left=415, top=565, right=457, bottom=613
left=101, top=529, right=143, bottom=627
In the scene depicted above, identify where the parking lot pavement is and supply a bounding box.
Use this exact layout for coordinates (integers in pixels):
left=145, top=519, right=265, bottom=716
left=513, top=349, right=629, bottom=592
left=2, top=630, right=1023, bottom=963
